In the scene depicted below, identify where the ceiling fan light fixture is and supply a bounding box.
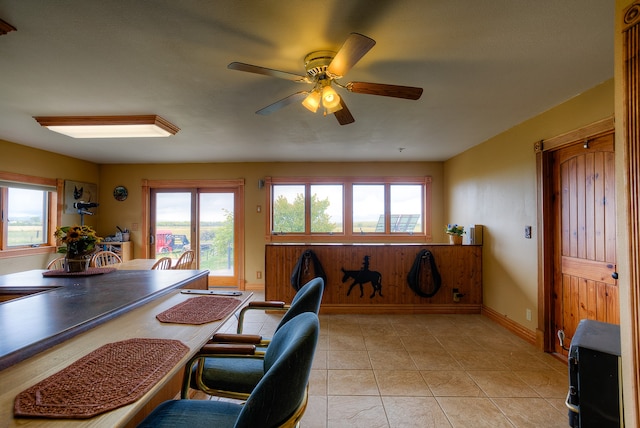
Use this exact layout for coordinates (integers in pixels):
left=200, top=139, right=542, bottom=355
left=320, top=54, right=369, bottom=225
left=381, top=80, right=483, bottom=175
left=321, top=86, right=341, bottom=110
left=33, top=115, right=180, bottom=138
left=302, top=90, right=321, bottom=113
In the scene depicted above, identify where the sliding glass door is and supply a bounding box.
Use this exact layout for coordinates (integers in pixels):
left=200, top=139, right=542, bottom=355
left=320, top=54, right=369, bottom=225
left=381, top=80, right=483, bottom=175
left=149, top=183, right=242, bottom=287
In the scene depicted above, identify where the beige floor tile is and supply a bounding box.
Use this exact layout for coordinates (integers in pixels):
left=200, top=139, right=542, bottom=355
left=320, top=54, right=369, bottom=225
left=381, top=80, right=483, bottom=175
left=436, top=397, right=513, bottom=427
left=426, top=323, right=463, bottom=337
left=313, top=349, right=328, bottom=370
left=382, top=396, right=452, bottom=428
left=364, top=335, right=405, bottom=351
left=400, top=334, right=442, bottom=351
left=368, top=350, right=417, bottom=370
left=492, top=397, right=568, bottom=428
left=421, top=370, right=484, bottom=397
left=310, top=369, right=328, bottom=396
left=330, top=334, right=367, bottom=351
left=374, top=370, right=433, bottom=396
left=327, top=321, right=364, bottom=336
left=316, top=334, right=329, bottom=351
left=328, top=370, right=380, bottom=395
left=237, top=311, right=568, bottom=427
left=467, top=370, right=539, bottom=398
left=410, top=349, right=462, bottom=371
left=449, top=350, right=508, bottom=370
left=327, top=395, right=389, bottom=428
left=513, top=370, right=568, bottom=398
left=360, top=323, right=398, bottom=337
left=498, top=351, right=558, bottom=371
left=301, top=395, right=327, bottom=428
left=392, top=322, right=433, bottom=336
left=328, top=350, right=372, bottom=369
left=435, top=334, right=484, bottom=352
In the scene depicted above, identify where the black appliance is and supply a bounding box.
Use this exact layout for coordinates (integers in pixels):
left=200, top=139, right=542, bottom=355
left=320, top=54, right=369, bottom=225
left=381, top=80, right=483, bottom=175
left=567, top=319, right=623, bottom=427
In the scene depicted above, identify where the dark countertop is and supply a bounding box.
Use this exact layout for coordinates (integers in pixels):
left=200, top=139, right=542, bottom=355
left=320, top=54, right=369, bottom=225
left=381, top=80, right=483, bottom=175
left=0, top=269, right=209, bottom=371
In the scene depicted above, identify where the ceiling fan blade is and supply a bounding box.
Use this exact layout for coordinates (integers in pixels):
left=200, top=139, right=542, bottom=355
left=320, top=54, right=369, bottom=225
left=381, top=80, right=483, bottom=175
left=327, top=33, right=376, bottom=78
left=228, top=62, right=309, bottom=83
left=256, top=91, right=309, bottom=115
left=346, top=82, right=423, bottom=100
left=334, top=98, right=355, bottom=125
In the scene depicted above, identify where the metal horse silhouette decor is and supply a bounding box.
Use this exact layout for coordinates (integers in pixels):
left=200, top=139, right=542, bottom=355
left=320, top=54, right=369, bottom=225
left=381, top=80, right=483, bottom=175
left=342, top=256, right=383, bottom=298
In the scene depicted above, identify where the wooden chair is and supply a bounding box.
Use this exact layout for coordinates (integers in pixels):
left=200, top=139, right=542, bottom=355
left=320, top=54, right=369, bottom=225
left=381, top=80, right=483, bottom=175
left=151, top=257, right=173, bottom=270
left=90, top=251, right=123, bottom=268
left=173, top=250, right=195, bottom=270
left=46, top=256, right=66, bottom=270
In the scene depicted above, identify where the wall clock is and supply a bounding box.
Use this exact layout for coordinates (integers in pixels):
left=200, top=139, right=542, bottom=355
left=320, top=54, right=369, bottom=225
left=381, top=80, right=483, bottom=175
left=113, top=186, right=128, bottom=201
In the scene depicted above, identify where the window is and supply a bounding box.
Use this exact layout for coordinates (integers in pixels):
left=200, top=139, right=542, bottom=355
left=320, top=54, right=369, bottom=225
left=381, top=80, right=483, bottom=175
left=266, top=176, right=431, bottom=243
left=0, top=172, right=59, bottom=256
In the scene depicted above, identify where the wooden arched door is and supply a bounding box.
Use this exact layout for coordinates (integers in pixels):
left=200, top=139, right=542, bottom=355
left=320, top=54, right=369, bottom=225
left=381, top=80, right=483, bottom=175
left=551, top=131, right=618, bottom=355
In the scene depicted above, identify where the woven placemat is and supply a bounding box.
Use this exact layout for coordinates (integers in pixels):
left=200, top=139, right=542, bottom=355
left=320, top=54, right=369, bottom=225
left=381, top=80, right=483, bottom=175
left=156, top=296, right=241, bottom=325
left=42, top=267, right=117, bottom=277
left=14, top=338, right=189, bottom=419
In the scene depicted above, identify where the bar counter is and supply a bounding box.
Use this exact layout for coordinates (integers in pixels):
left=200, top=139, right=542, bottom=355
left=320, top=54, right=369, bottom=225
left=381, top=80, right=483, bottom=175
left=0, top=284, right=252, bottom=427
left=0, top=269, right=208, bottom=370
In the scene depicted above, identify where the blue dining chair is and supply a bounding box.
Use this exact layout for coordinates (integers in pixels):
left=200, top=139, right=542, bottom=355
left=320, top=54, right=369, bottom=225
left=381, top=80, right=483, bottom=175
left=181, top=277, right=324, bottom=399
left=138, top=312, right=320, bottom=428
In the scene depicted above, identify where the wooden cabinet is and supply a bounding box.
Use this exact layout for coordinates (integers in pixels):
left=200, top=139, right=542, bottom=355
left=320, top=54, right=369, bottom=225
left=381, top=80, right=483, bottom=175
left=98, top=241, right=132, bottom=262
left=265, top=244, right=482, bottom=314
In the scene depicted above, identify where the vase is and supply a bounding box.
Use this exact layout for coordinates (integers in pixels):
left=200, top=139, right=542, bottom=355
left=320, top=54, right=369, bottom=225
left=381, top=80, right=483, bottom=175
left=449, top=234, right=463, bottom=245
left=65, top=253, right=91, bottom=273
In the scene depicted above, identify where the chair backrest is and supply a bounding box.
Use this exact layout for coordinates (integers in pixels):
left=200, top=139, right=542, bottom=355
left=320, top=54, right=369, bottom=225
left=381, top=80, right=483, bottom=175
left=91, top=250, right=123, bottom=267
left=151, top=257, right=173, bottom=270
left=276, top=277, right=324, bottom=332
left=235, top=312, right=319, bottom=428
left=173, top=250, right=195, bottom=269
left=46, top=256, right=66, bottom=270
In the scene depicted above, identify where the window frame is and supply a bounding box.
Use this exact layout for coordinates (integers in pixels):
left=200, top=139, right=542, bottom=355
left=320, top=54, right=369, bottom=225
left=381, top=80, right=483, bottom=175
left=265, top=176, right=432, bottom=243
left=0, top=172, right=60, bottom=258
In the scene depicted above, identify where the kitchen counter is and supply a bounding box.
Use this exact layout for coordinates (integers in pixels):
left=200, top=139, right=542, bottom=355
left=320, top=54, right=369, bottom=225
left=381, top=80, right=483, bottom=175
left=0, top=269, right=208, bottom=370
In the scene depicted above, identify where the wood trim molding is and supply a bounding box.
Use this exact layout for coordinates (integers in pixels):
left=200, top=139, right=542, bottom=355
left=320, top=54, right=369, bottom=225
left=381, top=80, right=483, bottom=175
left=622, top=1, right=640, bottom=422
left=481, top=305, right=537, bottom=345
left=537, top=116, right=615, bottom=152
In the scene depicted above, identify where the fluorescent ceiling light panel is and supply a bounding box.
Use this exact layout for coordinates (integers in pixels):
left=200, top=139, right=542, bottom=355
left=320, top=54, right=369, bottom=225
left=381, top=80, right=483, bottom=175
left=33, top=115, right=180, bottom=138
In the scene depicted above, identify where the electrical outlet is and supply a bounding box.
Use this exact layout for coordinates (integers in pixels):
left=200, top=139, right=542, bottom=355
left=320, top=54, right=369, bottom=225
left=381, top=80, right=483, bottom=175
left=131, top=223, right=139, bottom=231
left=256, top=271, right=262, bottom=279
left=526, top=308, right=532, bottom=321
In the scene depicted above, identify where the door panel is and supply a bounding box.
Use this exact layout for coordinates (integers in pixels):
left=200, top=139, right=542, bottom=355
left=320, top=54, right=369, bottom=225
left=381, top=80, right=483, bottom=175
left=552, top=133, right=618, bottom=355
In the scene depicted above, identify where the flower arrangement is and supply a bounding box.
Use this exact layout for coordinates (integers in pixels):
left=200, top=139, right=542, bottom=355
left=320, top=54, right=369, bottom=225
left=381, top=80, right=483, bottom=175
left=54, top=225, right=102, bottom=256
left=445, top=224, right=465, bottom=236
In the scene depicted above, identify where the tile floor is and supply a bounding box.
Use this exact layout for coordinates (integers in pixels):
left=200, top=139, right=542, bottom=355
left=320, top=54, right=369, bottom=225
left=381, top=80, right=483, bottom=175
left=211, top=299, right=570, bottom=428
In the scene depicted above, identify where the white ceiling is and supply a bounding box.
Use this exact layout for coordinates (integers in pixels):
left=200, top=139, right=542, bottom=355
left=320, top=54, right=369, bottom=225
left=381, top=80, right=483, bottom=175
left=0, top=1, right=613, bottom=164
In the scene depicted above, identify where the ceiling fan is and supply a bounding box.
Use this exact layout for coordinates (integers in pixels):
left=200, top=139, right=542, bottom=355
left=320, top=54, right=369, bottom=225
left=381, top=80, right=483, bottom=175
left=228, top=33, right=423, bottom=125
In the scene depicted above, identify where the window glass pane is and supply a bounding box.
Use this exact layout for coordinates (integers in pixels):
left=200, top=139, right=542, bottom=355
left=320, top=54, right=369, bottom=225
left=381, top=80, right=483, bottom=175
left=310, top=185, right=343, bottom=233
left=272, top=185, right=305, bottom=233
left=7, top=188, right=47, bottom=246
left=353, top=184, right=384, bottom=233
left=199, top=192, right=234, bottom=276
left=154, top=192, right=192, bottom=259
left=390, top=185, right=423, bottom=233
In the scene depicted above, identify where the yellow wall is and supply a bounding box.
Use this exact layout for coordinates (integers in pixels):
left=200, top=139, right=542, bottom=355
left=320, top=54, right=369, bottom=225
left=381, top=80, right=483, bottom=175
left=0, top=139, right=99, bottom=274
left=444, top=78, right=614, bottom=329
left=98, top=162, right=443, bottom=287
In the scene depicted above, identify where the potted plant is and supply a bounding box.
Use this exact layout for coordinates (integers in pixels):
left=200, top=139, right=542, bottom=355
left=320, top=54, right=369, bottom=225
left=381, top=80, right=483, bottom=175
left=54, top=225, right=102, bottom=272
left=445, top=224, right=465, bottom=245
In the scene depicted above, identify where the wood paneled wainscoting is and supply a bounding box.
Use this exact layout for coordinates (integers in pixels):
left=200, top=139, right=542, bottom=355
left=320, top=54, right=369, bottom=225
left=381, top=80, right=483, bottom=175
left=265, top=244, right=482, bottom=314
